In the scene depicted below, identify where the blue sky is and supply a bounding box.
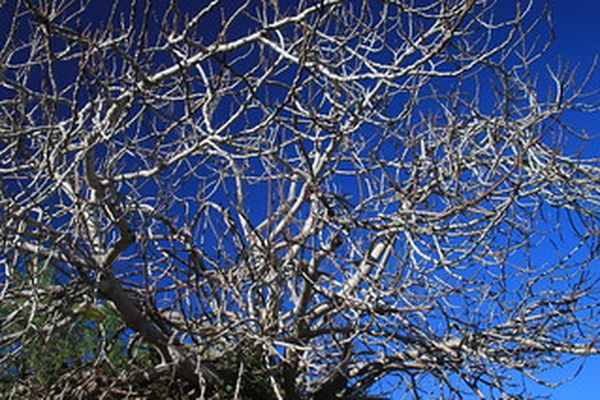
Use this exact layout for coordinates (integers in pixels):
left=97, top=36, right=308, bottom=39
left=525, top=1, right=600, bottom=398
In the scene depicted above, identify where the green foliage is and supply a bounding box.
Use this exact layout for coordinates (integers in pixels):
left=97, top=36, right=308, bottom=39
left=209, top=343, right=282, bottom=399
left=1, top=265, right=284, bottom=398
left=0, top=265, right=126, bottom=397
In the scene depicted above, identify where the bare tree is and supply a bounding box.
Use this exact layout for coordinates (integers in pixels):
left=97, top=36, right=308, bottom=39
left=1, top=0, right=599, bottom=398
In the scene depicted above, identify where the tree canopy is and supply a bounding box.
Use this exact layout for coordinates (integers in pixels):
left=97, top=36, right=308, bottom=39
left=0, top=0, right=599, bottom=398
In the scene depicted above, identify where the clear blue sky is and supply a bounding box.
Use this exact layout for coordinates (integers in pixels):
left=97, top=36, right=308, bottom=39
left=526, top=0, right=600, bottom=398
